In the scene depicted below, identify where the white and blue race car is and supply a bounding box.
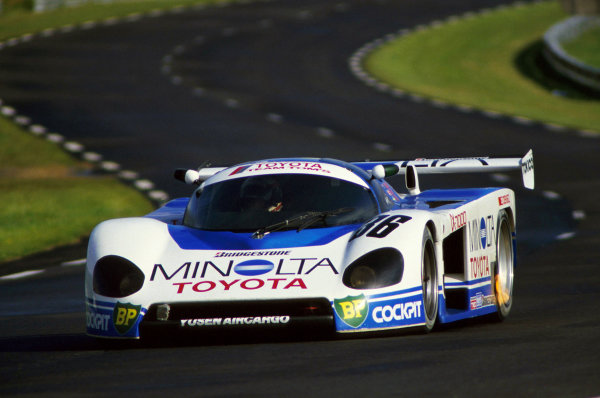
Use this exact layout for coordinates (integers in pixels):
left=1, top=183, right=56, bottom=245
left=85, top=151, right=534, bottom=339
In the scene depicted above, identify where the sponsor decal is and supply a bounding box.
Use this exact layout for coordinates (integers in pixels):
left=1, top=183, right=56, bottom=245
left=234, top=259, right=274, bottom=276
left=402, top=157, right=489, bottom=168
left=521, top=156, right=534, bottom=174
left=171, top=278, right=307, bottom=294
left=372, top=301, right=422, bottom=324
left=246, top=162, right=331, bottom=174
left=113, top=302, right=141, bottom=335
left=334, top=294, right=368, bottom=328
left=498, top=194, right=510, bottom=206
left=180, top=316, right=290, bottom=327
left=480, top=218, right=488, bottom=248
left=350, top=215, right=411, bottom=241
left=215, top=250, right=291, bottom=258
left=470, top=292, right=496, bottom=310
left=150, top=257, right=338, bottom=282
left=470, top=255, right=490, bottom=279
left=381, top=181, right=402, bottom=202
left=450, top=211, right=467, bottom=232
left=471, top=293, right=483, bottom=310
left=468, top=215, right=495, bottom=252
left=151, top=257, right=337, bottom=294
left=86, top=308, right=110, bottom=332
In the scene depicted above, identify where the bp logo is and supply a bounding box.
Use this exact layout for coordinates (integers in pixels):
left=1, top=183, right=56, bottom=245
left=334, top=294, right=368, bottom=328
left=113, top=302, right=141, bottom=335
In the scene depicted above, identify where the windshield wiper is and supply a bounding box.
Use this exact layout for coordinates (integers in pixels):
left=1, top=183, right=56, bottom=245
left=251, top=207, right=354, bottom=239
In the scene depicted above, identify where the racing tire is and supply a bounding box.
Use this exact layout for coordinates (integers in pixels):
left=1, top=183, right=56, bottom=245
left=493, top=210, right=514, bottom=321
left=421, top=227, right=438, bottom=332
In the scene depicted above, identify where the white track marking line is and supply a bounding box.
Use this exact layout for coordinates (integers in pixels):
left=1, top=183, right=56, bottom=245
left=61, top=259, right=87, bottom=267
left=0, top=270, right=45, bottom=281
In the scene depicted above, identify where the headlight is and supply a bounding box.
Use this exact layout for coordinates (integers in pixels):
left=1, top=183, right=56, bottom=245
left=93, top=255, right=145, bottom=297
left=343, top=248, right=404, bottom=289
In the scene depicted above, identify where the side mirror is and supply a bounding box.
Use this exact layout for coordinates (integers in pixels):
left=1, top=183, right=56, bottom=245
left=174, top=169, right=201, bottom=185
left=370, top=164, right=400, bottom=180
left=371, top=165, right=386, bottom=180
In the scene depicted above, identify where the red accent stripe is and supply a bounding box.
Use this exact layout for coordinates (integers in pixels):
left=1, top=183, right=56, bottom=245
left=229, top=166, right=247, bottom=176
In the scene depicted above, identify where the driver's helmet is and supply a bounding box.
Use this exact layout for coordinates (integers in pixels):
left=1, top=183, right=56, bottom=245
left=240, top=177, right=283, bottom=212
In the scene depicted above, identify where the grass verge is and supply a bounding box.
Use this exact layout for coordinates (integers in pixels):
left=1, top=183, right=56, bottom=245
left=364, top=1, right=600, bottom=132
left=0, top=117, right=155, bottom=263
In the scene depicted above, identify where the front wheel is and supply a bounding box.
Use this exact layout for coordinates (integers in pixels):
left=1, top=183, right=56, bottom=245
left=493, top=211, right=514, bottom=320
left=421, top=227, right=438, bottom=332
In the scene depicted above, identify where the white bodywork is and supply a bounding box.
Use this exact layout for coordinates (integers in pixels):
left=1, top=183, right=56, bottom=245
left=85, top=153, right=531, bottom=338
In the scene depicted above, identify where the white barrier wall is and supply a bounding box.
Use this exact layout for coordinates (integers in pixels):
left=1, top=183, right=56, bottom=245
left=543, top=15, right=600, bottom=93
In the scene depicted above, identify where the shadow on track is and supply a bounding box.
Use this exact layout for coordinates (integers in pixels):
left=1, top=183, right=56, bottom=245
left=0, top=331, right=336, bottom=352
left=0, top=314, right=504, bottom=353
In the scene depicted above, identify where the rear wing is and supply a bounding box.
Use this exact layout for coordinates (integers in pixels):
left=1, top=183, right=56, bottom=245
left=174, top=150, right=534, bottom=191
left=354, top=149, right=534, bottom=190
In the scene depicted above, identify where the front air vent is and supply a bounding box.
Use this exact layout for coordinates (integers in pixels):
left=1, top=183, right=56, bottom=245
left=93, top=255, right=145, bottom=298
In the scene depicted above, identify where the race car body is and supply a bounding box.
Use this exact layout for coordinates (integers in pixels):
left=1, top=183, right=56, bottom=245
left=85, top=151, right=534, bottom=339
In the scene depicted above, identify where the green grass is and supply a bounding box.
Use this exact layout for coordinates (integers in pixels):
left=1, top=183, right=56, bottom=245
left=562, top=26, right=600, bottom=68
left=365, top=1, right=600, bottom=133
left=0, top=174, right=155, bottom=262
left=0, top=117, right=155, bottom=262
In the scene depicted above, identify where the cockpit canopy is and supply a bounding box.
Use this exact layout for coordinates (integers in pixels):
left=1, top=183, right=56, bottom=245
left=183, top=173, right=379, bottom=232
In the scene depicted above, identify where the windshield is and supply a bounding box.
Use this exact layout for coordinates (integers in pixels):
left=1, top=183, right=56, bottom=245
left=183, top=174, right=378, bottom=231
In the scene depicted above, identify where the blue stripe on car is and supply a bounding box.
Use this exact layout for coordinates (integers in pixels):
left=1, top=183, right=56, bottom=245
left=234, top=259, right=275, bottom=276
left=167, top=223, right=360, bottom=250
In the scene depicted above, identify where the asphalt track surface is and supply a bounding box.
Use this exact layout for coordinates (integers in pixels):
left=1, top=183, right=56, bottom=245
left=0, top=0, right=599, bottom=396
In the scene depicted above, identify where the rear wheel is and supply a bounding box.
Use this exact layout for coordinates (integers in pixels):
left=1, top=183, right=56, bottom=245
left=421, top=227, right=438, bottom=332
left=494, top=211, right=514, bottom=320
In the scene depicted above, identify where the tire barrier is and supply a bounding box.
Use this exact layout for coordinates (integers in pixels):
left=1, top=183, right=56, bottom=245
left=542, top=15, right=600, bottom=93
